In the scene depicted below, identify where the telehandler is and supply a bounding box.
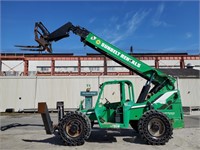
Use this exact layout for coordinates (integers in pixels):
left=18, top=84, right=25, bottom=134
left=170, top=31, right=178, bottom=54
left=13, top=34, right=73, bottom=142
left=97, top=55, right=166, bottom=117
left=32, top=21, right=184, bottom=146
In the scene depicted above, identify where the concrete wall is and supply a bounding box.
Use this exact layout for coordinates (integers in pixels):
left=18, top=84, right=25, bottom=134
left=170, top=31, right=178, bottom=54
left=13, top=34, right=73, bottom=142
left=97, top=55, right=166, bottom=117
left=0, top=76, right=199, bottom=112
left=177, top=78, right=200, bottom=106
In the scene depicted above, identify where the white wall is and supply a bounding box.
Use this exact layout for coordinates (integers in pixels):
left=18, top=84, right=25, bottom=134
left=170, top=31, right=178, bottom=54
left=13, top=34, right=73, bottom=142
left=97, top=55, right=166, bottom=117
left=29, top=61, right=51, bottom=71
left=178, top=78, right=200, bottom=106
left=2, top=61, right=24, bottom=71
left=159, top=60, right=180, bottom=68
left=2, top=59, right=200, bottom=73
left=185, top=60, right=200, bottom=70
left=0, top=77, right=36, bottom=111
left=0, top=76, right=199, bottom=112
left=142, top=60, right=155, bottom=67
left=55, top=60, right=78, bottom=66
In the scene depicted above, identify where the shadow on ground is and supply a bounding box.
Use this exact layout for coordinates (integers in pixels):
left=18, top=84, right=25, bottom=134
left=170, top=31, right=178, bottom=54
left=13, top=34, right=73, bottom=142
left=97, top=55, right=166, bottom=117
left=23, top=133, right=64, bottom=146
left=22, top=128, right=146, bottom=146
left=87, top=127, right=146, bottom=144
left=1, top=123, right=43, bottom=131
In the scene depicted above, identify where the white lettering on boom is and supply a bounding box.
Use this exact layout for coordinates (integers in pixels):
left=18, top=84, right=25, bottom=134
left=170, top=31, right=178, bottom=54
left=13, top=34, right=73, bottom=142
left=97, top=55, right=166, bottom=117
left=100, top=42, right=141, bottom=68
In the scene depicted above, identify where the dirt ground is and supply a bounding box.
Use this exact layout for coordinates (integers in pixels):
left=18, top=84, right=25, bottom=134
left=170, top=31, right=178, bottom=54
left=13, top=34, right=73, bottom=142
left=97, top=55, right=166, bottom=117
left=0, top=113, right=200, bottom=150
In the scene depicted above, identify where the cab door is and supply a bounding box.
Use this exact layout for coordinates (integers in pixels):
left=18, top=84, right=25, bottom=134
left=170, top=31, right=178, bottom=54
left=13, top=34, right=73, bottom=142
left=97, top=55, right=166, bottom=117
left=95, top=81, right=124, bottom=128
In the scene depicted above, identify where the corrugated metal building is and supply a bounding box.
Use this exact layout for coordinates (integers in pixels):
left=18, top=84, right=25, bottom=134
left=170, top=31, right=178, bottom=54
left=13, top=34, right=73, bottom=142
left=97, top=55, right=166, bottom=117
left=0, top=53, right=199, bottom=114
left=1, top=53, right=199, bottom=76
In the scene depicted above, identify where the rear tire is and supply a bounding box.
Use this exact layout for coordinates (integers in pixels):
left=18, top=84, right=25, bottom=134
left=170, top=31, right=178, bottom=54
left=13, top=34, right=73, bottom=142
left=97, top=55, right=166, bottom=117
left=58, top=111, right=91, bottom=146
left=138, top=110, right=173, bottom=145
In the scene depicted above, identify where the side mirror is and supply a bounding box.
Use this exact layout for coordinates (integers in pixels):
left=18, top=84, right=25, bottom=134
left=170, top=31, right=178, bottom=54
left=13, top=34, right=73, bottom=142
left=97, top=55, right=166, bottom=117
left=99, top=84, right=103, bottom=89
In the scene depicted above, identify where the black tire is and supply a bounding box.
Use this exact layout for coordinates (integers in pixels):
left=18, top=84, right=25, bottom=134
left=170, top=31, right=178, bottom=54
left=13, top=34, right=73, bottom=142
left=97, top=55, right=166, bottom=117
left=58, top=111, right=91, bottom=146
left=129, top=120, right=139, bottom=132
left=138, top=110, right=173, bottom=145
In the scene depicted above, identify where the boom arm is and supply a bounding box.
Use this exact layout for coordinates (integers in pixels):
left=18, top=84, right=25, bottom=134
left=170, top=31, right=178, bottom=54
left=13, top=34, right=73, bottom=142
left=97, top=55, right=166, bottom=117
left=34, top=22, right=176, bottom=95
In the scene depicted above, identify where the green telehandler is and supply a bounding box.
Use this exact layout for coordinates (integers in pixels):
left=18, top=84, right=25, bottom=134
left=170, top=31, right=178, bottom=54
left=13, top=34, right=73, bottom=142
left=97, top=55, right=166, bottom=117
left=32, top=21, right=184, bottom=146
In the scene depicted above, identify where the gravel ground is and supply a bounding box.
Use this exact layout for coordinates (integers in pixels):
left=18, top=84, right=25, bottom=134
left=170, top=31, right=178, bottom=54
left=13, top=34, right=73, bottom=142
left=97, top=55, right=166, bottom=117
left=0, top=113, right=200, bottom=150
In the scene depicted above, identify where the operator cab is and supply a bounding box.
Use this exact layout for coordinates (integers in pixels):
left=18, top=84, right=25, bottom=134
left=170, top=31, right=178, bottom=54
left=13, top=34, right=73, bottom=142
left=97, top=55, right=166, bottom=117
left=95, top=80, right=134, bottom=128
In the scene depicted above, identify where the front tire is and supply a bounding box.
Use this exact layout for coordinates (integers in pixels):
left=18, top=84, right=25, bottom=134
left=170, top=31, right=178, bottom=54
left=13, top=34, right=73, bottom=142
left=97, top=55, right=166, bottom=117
left=138, top=110, right=173, bottom=145
left=58, top=111, right=91, bottom=146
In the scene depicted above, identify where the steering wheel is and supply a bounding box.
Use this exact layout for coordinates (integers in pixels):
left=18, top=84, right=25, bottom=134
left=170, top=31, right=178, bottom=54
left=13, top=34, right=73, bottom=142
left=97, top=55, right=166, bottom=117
left=105, top=98, right=110, bottom=105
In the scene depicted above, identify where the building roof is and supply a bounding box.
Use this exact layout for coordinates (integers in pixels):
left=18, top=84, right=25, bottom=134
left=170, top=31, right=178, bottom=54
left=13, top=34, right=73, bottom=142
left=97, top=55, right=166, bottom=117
left=0, top=53, right=74, bottom=56
left=0, top=52, right=191, bottom=56
left=160, top=69, right=200, bottom=78
left=87, top=52, right=189, bottom=56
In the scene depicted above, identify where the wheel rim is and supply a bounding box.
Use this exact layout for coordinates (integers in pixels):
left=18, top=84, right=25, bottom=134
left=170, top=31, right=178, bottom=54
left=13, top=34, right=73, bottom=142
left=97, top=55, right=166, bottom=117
left=147, top=118, right=165, bottom=138
left=66, top=119, right=83, bottom=138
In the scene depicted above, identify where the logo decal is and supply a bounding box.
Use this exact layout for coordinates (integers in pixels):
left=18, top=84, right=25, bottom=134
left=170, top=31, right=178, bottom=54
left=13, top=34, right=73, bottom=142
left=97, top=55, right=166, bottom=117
left=91, top=36, right=97, bottom=40
left=96, top=40, right=101, bottom=45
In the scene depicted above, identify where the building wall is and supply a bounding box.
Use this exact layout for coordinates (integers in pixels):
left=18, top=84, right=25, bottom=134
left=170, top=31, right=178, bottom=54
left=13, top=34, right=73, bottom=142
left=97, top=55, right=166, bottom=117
left=178, top=78, right=200, bottom=106
left=1, top=60, right=24, bottom=72
left=30, top=60, right=51, bottom=71
left=1, top=59, right=199, bottom=76
left=159, top=60, right=180, bottom=68
left=185, top=60, right=200, bottom=70
left=1, top=60, right=24, bottom=76
left=0, top=76, right=199, bottom=112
